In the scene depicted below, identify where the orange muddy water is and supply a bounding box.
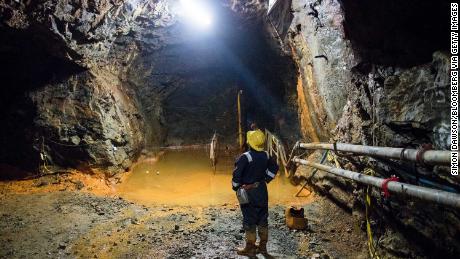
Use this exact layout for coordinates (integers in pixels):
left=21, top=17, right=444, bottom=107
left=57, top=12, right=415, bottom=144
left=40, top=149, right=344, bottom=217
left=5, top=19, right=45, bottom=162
left=117, top=149, right=314, bottom=206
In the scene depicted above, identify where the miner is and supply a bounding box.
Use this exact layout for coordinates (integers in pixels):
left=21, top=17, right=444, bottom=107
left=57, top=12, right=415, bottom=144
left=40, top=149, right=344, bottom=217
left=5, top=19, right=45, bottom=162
left=232, top=129, right=279, bottom=257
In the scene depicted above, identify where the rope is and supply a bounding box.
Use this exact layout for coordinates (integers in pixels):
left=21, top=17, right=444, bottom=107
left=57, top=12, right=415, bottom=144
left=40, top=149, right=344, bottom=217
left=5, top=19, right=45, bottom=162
left=365, top=82, right=381, bottom=259
left=39, top=135, right=89, bottom=174
left=399, top=147, right=408, bottom=161
left=327, top=151, right=341, bottom=169
left=331, top=142, right=355, bottom=158
left=364, top=167, right=381, bottom=259
left=40, top=137, right=52, bottom=175
left=416, top=143, right=432, bottom=167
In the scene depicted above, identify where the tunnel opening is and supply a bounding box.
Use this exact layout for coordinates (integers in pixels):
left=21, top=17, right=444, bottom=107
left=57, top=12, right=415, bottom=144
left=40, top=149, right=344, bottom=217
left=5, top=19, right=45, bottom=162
left=126, top=1, right=300, bottom=149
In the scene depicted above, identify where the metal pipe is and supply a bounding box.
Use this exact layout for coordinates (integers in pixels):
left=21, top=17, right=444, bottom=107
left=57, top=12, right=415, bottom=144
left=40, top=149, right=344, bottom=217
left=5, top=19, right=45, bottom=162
left=373, top=156, right=460, bottom=193
left=295, top=150, right=329, bottom=197
left=293, top=158, right=460, bottom=208
left=299, top=143, right=451, bottom=166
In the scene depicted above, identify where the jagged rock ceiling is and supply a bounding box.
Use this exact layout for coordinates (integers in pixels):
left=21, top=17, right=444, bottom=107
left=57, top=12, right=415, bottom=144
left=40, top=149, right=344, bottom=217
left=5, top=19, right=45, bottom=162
left=0, top=0, right=299, bottom=172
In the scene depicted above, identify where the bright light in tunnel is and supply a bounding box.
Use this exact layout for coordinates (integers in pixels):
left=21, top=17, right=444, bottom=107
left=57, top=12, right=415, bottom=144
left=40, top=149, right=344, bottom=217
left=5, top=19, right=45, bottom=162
left=177, top=0, right=213, bottom=29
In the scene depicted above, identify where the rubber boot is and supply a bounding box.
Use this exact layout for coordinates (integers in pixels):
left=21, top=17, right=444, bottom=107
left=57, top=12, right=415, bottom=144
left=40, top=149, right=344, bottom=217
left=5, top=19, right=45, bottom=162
left=237, top=229, right=257, bottom=257
left=257, top=226, right=273, bottom=258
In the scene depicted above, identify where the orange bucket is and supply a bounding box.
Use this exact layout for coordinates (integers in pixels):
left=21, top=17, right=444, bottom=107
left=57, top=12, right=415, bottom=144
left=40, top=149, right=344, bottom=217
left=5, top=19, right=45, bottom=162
left=285, top=207, right=308, bottom=230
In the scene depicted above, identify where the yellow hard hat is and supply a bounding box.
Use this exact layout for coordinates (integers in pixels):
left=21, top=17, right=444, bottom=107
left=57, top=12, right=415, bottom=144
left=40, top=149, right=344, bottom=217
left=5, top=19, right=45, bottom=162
left=246, top=129, right=265, bottom=151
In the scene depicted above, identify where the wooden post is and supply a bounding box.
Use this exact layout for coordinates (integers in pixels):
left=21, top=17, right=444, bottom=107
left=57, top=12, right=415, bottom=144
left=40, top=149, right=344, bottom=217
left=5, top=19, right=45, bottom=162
left=237, top=90, right=244, bottom=150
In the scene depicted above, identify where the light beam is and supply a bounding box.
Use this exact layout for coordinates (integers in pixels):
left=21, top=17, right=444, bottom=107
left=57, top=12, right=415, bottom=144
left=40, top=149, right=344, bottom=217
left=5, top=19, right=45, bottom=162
left=178, top=0, right=213, bottom=29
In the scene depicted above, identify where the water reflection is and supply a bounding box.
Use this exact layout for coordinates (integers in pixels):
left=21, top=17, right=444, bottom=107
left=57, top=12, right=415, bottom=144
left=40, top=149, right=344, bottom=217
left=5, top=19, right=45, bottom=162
left=117, top=149, right=313, bottom=206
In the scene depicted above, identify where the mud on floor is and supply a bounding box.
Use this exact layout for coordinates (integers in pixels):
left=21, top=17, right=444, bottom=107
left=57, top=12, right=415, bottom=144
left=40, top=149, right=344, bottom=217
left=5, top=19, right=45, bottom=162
left=0, top=190, right=367, bottom=259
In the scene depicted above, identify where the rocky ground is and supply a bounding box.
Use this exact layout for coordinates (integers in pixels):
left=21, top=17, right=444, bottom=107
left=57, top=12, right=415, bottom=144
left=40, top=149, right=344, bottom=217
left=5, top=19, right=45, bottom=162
left=0, top=178, right=367, bottom=259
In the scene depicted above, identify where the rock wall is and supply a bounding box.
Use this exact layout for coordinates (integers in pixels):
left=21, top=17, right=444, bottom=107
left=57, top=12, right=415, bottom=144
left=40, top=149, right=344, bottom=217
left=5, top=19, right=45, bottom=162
left=287, top=0, right=458, bottom=258
left=31, top=70, right=144, bottom=175
left=289, top=0, right=354, bottom=142
left=0, top=0, right=155, bottom=174
left=1, top=0, right=458, bottom=257
left=0, top=0, right=301, bottom=174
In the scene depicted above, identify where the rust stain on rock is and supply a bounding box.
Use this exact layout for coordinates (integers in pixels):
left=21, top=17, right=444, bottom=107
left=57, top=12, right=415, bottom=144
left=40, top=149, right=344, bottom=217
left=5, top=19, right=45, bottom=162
left=290, top=41, right=329, bottom=142
left=296, top=74, right=320, bottom=142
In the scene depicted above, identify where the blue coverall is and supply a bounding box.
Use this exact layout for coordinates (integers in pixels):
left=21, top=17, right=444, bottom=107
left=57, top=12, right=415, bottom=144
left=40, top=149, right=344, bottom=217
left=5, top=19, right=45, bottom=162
left=232, top=149, right=279, bottom=230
